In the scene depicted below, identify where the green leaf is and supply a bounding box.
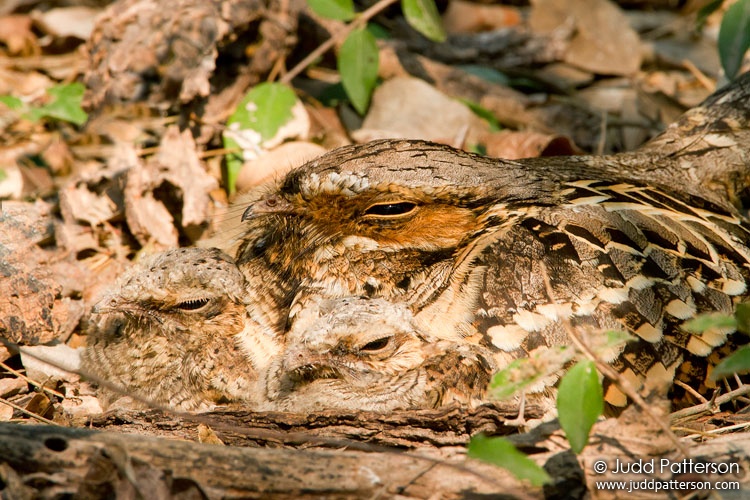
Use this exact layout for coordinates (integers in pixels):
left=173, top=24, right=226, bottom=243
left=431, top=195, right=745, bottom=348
left=43, top=83, right=88, bottom=125
left=710, top=345, right=750, bottom=380
left=460, top=99, right=501, bottom=132
left=603, top=330, right=634, bottom=344
left=682, top=313, right=737, bottom=334
left=557, top=360, right=603, bottom=454
left=734, top=302, right=750, bottom=334
left=468, top=434, right=551, bottom=486
left=223, top=82, right=297, bottom=194
left=28, top=83, right=88, bottom=126
left=718, top=0, right=750, bottom=80
left=696, top=0, right=724, bottom=32
left=0, top=168, right=6, bottom=181
left=457, top=65, right=510, bottom=86
left=338, top=28, right=379, bottom=115
left=0, top=95, right=24, bottom=110
left=489, top=346, right=574, bottom=400
left=366, top=22, right=391, bottom=40
left=307, top=0, right=355, bottom=21
left=227, top=82, right=297, bottom=142
left=401, top=0, right=446, bottom=42
left=221, top=135, right=244, bottom=195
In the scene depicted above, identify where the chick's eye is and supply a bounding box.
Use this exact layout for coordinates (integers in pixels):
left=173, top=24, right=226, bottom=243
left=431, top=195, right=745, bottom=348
left=364, top=202, right=417, bottom=217
left=361, top=337, right=391, bottom=352
left=175, top=298, right=210, bottom=311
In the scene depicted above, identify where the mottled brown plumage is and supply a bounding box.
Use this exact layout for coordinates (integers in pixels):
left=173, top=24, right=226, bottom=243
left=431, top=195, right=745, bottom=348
left=83, top=247, right=281, bottom=411
left=238, top=139, right=750, bottom=406
left=263, top=296, right=494, bottom=412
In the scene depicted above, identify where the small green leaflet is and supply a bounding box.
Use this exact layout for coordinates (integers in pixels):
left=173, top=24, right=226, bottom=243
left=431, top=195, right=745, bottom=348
left=0, top=95, right=24, bottom=110
left=710, top=345, right=750, bottom=381
left=10, top=83, right=88, bottom=126
left=307, top=0, right=355, bottom=21
left=401, top=0, right=446, bottom=42
left=718, top=0, right=750, bottom=80
left=0, top=168, right=6, bottom=181
left=457, top=65, right=510, bottom=86
left=460, top=98, right=501, bottom=132
left=29, top=83, right=88, bottom=125
left=734, top=302, right=750, bottom=334
left=338, top=28, right=379, bottom=115
left=366, top=22, right=391, bottom=40
left=227, top=83, right=297, bottom=142
left=682, top=312, right=737, bottom=334
left=222, top=136, right=244, bottom=195
left=468, top=434, right=551, bottom=486
left=222, top=82, right=297, bottom=193
left=488, top=346, right=573, bottom=401
left=557, top=360, right=603, bottom=454
left=695, top=0, right=724, bottom=32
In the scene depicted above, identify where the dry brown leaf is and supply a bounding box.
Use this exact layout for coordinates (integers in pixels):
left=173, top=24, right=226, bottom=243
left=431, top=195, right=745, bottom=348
left=124, top=168, right=179, bottom=248
left=197, top=424, right=225, bottom=445
left=83, top=0, right=300, bottom=132
left=0, top=378, right=27, bottom=399
left=31, top=6, right=100, bottom=41
left=306, top=104, right=350, bottom=150
left=530, top=0, right=641, bottom=76
left=40, top=137, right=74, bottom=176
left=0, top=141, right=43, bottom=200
left=0, top=402, right=12, bottom=422
left=0, top=163, right=23, bottom=199
left=150, top=126, right=218, bottom=236
left=121, top=127, right=217, bottom=247
left=24, top=392, right=54, bottom=419
left=0, top=67, right=53, bottom=97
left=353, top=76, right=485, bottom=145
left=60, top=182, right=119, bottom=227
left=60, top=381, right=103, bottom=418
left=20, top=345, right=81, bottom=384
left=18, top=164, right=54, bottom=198
left=484, top=130, right=581, bottom=160
left=0, top=15, right=38, bottom=56
left=0, top=201, right=86, bottom=345
left=443, top=0, right=521, bottom=34
left=235, top=141, right=326, bottom=192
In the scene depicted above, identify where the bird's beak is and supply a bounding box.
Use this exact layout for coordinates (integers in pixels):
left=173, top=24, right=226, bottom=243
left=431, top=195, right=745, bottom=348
left=241, top=196, right=294, bottom=221
left=92, top=297, right=117, bottom=315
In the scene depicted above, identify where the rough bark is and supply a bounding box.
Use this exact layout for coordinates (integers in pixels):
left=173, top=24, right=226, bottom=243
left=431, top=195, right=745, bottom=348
left=0, top=419, right=536, bottom=500
left=81, top=403, right=540, bottom=449
left=2, top=416, right=749, bottom=499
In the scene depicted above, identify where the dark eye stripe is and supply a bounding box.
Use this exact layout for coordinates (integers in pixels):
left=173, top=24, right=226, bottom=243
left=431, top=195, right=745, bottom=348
left=364, top=202, right=417, bottom=216
left=361, top=337, right=391, bottom=351
left=175, top=298, right=210, bottom=311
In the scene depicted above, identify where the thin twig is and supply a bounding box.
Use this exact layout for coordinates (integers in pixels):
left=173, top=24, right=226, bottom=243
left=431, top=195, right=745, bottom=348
left=674, top=379, right=708, bottom=404
left=671, top=384, right=750, bottom=420
left=0, top=397, right=58, bottom=426
left=596, top=109, right=607, bottom=156
left=280, top=0, right=399, bottom=84
left=0, top=360, right=65, bottom=400
left=676, top=421, right=750, bottom=441
left=538, top=263, right=691, bottom=457
left=682, top=59, right=715, bottom=92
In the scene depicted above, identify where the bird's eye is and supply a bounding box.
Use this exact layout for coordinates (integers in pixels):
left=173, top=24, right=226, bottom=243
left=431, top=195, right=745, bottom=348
left=364, top=202, right=417, bottom=217
left=174, top=298, right=210, bottom=311
left=360, top=337, right=391, bottom=352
